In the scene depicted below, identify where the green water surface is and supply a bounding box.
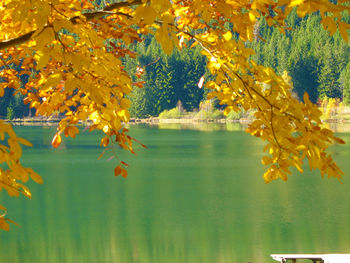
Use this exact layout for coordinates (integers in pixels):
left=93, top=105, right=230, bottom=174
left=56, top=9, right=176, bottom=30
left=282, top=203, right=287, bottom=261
left=1, top=124, right=350, bottom=263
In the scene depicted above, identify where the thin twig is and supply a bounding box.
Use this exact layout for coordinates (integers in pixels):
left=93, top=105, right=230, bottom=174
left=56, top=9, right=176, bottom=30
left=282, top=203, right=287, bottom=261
left=270, top=105, right=282, bottom=160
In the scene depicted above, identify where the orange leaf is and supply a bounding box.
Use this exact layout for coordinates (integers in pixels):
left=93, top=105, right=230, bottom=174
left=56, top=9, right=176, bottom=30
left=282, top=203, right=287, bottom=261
left=51, top=133, right=62, bottom=148
left=121, top=168, right=128, bottom=178
left=114, top=165, right=122, bottom=176
left=121, top=161, right=129, bottom=167
left=0, top=218, right=10, bottom=231
left=5, top=218, right=20, bottom=227
left=97, top=150, right=106, bottom=160
left=334, top=137, right=345, bottom=144
left=339, top=21, right=349, bottom=43
left=100, top=137, right=109, bottom=147
left=133, top=81, right=145, bottom=88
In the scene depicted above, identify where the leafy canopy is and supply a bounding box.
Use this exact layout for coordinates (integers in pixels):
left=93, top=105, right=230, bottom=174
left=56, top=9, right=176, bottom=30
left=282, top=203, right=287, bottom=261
left=0, top=0, right=349, bottom=230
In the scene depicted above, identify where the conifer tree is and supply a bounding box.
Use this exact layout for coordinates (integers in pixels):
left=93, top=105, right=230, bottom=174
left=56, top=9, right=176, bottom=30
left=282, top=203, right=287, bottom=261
left=340, top=62, right=350, bottom=105
left=318, top=43, right=341, bottom=99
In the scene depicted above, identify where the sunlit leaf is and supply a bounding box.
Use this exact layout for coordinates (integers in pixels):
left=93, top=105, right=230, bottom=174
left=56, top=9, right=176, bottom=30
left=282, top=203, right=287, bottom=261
left=51, top=133, right=62, bottom=148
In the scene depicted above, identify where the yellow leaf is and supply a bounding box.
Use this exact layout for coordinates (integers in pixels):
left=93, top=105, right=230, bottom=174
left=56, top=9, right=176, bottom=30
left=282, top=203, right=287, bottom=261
left=207, top=34, right=217, bottom=42
left=223, top=31, right=232, bottom=41
left=5, top=185, right=19, bottom=197
left=328, top=20, right=337, bottom=36
left=278, top=0, right=291, bottom=6
left=289, top=0, right=304, bottom=7
left=64, top=126, right=79, bottom=138
left=64, top=77, right=78, bottom=93
left=43, top=73, right=62, bottom=90
left=28, top=169, right=43, bottom=184
left=266, top=17, right=274, bottom=27
left=261, top=156, right=272, bottom=165
left=151, top=0, right=171, bottom=12
left=34, top=50, right=50, bottom=70
left=103, top=125, right=110, bottom=133
left=34, top=2, right=50, bottom=29
left=155, top=25, right=174, bottom=55
left=294, top=161, right=304, bottom=173
left=339, top=21, right=349, bottom=42
left=18, top=184, right=32, bottom=199
left=303, top=92, right=311, bottom=105
left=249, top=12, right=256, bottom=23
left=323, top=17, right=337, bottom=36
left=8, top=138, right=22, bottom=159
left=16, top=137, right=32, bottom=147
left=121, top=98, right=131, bottom=109
left=53, top=19, right=75, bottom=32
left=67, top=53, right=85, bottom=72
left=297, top=2, right=311, bottom=18
left=135, top=5, right=157, bottom=24
left=36, top=27, right=55, bottom=48
left=100, top=137, right=109, bottom=147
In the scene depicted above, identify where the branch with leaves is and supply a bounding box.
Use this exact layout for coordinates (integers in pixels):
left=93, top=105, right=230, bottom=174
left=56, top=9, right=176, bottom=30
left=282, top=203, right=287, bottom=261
left=0, top=0, right=142, bottom=50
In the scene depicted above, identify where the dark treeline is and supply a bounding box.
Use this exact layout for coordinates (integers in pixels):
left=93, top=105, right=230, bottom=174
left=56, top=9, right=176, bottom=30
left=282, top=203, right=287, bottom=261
left=126, top=10, right=350, bottom=118
left=1, top=11, right=349, bottom=119
left=0, top=72, right=32, bottom=119
left=124, top=36, right=207, bottom=118
left=250, top=9, right=350, bottom=104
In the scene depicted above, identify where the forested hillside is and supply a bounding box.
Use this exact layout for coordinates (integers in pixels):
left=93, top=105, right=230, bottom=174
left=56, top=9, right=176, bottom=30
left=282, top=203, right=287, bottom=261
left=124, top=36, right=207, bottom=118
left=1, top=11, right=349, bottom=119
left=250, top=9, right=350, bottom=104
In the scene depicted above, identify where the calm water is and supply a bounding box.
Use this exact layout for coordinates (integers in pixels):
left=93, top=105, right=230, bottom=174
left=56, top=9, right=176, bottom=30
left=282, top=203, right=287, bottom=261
left=1, top=124, right=350, bottom=263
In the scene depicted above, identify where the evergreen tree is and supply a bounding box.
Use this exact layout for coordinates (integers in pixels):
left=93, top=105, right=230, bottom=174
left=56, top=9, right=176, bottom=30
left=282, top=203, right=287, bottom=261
left=318, top=42, right=341, bottom=99
left=168, top=48, right=205, bottom=111
left=340, top=62, right=350, bottom=105
left=126, top=37, right=206, bottom=117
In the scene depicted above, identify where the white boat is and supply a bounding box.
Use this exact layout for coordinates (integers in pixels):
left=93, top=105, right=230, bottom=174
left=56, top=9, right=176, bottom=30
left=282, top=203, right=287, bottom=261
left=271, top=254, right=350, bottom=263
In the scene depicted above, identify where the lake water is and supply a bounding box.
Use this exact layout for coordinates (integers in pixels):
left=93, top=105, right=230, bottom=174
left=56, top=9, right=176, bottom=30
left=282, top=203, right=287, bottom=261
left=1, top=124, right=350, bottom=263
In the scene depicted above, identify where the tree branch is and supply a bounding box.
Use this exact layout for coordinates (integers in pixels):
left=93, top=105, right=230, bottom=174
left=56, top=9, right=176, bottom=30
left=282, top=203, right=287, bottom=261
left=73, top=0, right=142, bottom=22
left=103, top=0, right=143, bottom=12
left=0, top=32, right=35, bottom=50
left=0, top=0, right=142, bottom=50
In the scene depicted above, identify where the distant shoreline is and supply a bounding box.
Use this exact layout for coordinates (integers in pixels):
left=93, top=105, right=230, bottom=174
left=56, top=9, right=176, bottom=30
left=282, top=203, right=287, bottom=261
left=3, top=116, right=251, bottom=124
left=3, top=116, right=350, bottom=126
left=129, top=117, right=252, bottom=124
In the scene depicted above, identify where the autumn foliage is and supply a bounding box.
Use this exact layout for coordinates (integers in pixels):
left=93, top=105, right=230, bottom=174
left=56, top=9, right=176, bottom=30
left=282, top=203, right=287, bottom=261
left=0, top=0, right=349, bottom=230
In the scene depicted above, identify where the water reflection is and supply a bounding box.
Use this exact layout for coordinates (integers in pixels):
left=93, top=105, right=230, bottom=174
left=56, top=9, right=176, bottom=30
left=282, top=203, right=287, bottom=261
left=131, top=121, right=350, bottom=133
left=0, top=125, right=350, bottom=263
left=128, top=122, right=248, bottom=132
